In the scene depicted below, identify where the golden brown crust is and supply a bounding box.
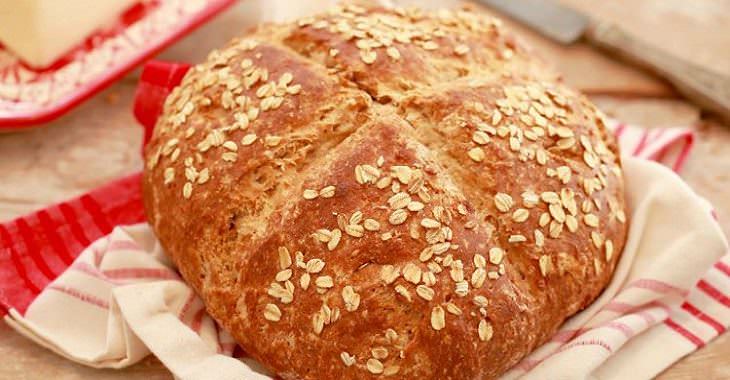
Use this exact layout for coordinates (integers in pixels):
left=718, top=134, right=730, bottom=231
left=142, top=5, right=628, bottom=380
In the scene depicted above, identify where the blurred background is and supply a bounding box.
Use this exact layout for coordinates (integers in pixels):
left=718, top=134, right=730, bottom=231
left=0, top=0, right=728, bottom=378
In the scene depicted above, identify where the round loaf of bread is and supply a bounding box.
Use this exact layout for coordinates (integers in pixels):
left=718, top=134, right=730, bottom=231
left=142, top=5, right=628, bottom=379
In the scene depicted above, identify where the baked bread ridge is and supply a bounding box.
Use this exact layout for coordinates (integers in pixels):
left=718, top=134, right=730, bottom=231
left=142, top=4, right=628, bottom=380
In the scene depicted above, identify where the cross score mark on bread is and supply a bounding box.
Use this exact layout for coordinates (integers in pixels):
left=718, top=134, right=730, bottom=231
left=142, top=4, right=628, bottom=379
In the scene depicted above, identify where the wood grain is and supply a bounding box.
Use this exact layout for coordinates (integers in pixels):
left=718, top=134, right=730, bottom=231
left=562, top=0, right=730, bottom=76
left=0, top=323, right=171, bottom=380
left=1, top=0, right=729, bottom=378
left=586, top=21, right=730, bottom=122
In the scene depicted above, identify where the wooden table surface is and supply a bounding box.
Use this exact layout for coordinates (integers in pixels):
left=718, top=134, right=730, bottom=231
left=1, top=0, right=729, bottom=378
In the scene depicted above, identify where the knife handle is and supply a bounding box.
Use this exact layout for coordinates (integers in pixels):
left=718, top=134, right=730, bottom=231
left=585, top=21, right=730, bottom=123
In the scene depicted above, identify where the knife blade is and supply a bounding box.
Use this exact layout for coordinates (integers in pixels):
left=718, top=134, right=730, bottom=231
left=477, top=0, right=590, bottom=44
left=475, top=0, right=730, bottom=123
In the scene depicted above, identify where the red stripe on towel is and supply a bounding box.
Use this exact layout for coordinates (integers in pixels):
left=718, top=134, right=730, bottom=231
left=558, top=339, right=613, bottom=354
left=191, top=307, right=206, bottom=333
left=713, top=261, right=730, bottom=277
left=107, top=239, right=141, bottom=251
left=58, top=203, right=92, bottom=248
left=102, top=268, right=178, bottom=281
left=79, top=195, right=113, bottom=235
left=697, top=280, right=730, bottom=308
left=632, top=130, right=650, bottom=156
left=681, top=302, right=725, bottom=335
left=178, top=290, right=197, bottom=320
left=665, top=318, right=705, bottom=348
left=627, top=278, right=688, bottom=297
left=47, top=285, right=109, bottom=309
left=71, top=262, right=120, bottom=285
left=604, top=321, right=634, bottom=339
left=0, top=224, right=41, bottom=295
left=636, top=309, right=658, bottom=326
left=602, top=301, right=636, bottom=314
left=672, top=133, right=694, bottom=172
left=94, top=239, right=141, bottom=264
left=15, top=218, right=56, bottom=281
left=550, top=329, right=579, bottom=343
left=37, top=210, right=75, bottom=266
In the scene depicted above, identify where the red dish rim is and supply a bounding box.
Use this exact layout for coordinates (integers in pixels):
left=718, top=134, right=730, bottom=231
left=0, top=0, right=236, bottom=131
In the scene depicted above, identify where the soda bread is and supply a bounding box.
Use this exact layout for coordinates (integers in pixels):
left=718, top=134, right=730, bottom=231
left=143, top=5, right=628, bottom=379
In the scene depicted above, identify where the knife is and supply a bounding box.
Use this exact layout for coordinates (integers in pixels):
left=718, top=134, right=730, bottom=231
left=477, top=0, right=730, bottom=123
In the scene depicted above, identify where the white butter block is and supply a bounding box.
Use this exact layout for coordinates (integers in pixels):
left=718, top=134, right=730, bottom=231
left=0, top=0, right=138, bottom=68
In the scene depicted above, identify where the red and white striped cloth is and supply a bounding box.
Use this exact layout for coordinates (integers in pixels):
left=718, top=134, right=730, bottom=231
left=1, top=60, right=728, bottom=379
